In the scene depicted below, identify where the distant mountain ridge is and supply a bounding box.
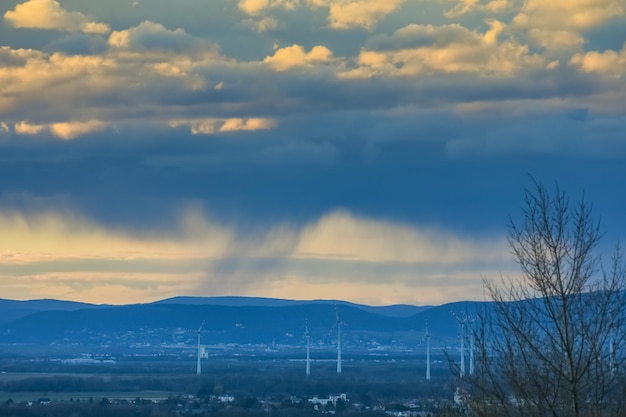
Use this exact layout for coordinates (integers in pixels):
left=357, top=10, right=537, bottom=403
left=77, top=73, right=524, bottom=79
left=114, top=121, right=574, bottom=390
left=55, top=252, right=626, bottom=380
left=155, top=296, right=432, bottom=317
left=0, top=298, right=107, bottom=324
left=0, top=296, right=484, bottom=355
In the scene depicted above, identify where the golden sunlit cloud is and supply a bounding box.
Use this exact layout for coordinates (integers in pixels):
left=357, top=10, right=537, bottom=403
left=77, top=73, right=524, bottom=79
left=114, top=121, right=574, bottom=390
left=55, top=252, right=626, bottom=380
left=0, top=208, right=233, bottom=263
left=14, top=120, right=108, bottom=139
left=292, top=209, right=507, bottom=263
left=4, top=0, right=111, bottom=34
left=308, top=0, right=408, bottom=30
left=512, top=0, right=624, bottom=31
left=50, top=120, right=108, bottom=139
left=264, top=44, right=333, bottom=70
left=238, top=0, right=299, bottom=15
left=169, top=118, right=278, bottom=134
left=444, top=0, right=513, bottom=18
left=570, top=44, right=626, bottom=76
left=15, top=121, right=46, bottom=135
left=342, top=22, right=543, bottom=78
left=0, top=207, right=510, bottom=305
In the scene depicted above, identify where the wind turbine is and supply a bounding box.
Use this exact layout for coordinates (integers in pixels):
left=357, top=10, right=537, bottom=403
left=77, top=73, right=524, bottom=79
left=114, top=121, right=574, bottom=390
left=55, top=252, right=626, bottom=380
left=452, top=312, right=475, bottom=377
left=334, top=306, right=346, bottom=374
left=425, top=321, right=431, bottom=381
left=305, top=320, right=311, bottom=376
left=610, top=338, right=617, bottom=377
left=469, top=331, right=475, bottom=376
left=196, top=321, right=205, bottom=375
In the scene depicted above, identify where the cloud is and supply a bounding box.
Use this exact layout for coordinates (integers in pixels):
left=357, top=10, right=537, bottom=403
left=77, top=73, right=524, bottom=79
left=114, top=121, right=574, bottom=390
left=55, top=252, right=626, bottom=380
left=570, top=43, right=626, bottom=77
left=0, top=207, right=509, bottom=305
left=444, top=0, right=514, bottom=18
left=14, top=120, right=108, bottom=139
left=292, top=209, right=507, bottom=264
left=344, top=21, right=544, bottom=78
left=511, top=0, right=625, bottom=52
left=242, top=16, right=279, bottom=32
left=0, top=37, right=222, bottom=125
left=108, top=21, right=217, bottom=53
left=50, top=120, right=108, bottom=139
left=264, top=44, right=333, bottom=70
left=1, top=271, right=201, bottom=305
left=308, top=0, right=408, bottom=30
left=527, top=29, right=585, bottom=52
left=0, top=207, right=233, bottom=263
left=444, top=110, right=626, bottom=158
left=0, top=4, right=623, bottom=161
left=0, top=46, right=28, bottom=67
left=169, top=118, right=277, bottom=134
left=14, top=121, right=46, bottom=135
left=236, top=0, right=297, bottom=32
left=512, top=0, right=625, bottom=32
left=237, top=0, right=409, bottom=31
left=44, top=33, right=109, bottom=55
left=4, top=0, right=110, bottom=34
left=238, top=0, right=299, bottom=15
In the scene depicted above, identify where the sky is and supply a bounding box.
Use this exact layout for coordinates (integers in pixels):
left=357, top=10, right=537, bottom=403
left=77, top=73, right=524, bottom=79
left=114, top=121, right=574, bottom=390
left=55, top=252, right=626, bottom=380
left=0, top=0, right=625, bottom=306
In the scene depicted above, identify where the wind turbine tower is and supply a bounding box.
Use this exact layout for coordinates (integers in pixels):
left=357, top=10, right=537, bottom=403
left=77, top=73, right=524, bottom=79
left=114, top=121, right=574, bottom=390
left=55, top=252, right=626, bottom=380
left=334, top=306, right=346, bottom=374
left=452, top=312, right=475, bottom=377
left=196, top=321, right=204, bottom=375
left=468, top=317, right=475, bottom=375
left=610, top=338, right=617, bottom=376
left=469, top=332, right=475, bottom=376
left=425, top=321, right=431, bottom=381
left=305, top=321, right=311, bottom=376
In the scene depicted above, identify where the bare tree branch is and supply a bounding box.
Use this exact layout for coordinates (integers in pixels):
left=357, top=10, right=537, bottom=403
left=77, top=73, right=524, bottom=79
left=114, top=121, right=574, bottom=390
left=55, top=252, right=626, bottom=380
left=464, top=181, right=626, bottom=417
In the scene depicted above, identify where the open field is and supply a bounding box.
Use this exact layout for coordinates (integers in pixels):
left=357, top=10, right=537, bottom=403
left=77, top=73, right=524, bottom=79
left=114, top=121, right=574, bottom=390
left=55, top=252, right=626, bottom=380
left=0, top=354, right=454, bottom=402
left=0, top=390, right=174, bottom=403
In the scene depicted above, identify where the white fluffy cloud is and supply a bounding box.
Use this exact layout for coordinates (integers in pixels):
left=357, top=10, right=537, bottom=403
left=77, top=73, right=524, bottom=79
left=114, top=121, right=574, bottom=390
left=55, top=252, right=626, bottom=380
left=3, top=0, right=110, bottom=34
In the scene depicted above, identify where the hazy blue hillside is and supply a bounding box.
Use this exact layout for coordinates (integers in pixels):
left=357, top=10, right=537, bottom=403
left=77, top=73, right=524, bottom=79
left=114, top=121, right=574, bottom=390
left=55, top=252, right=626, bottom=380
left=0, top=297, right=472, bottom=353
left=0, top=298, right=102, bottom=324
left=155, top=296, right=430, bottom=317
left=154, top=296, right=301, bottom=307
left=0, top=303, right=426, bottom=345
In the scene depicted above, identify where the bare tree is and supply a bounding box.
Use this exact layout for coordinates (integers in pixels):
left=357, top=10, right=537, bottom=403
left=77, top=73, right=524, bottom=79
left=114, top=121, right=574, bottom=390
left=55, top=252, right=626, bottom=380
left=466, top=181, right=626, bottom=417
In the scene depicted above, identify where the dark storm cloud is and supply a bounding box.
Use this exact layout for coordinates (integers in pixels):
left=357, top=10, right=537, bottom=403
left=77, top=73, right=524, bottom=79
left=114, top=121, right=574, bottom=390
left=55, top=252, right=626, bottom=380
left=1, top=110, right=625, bottom=245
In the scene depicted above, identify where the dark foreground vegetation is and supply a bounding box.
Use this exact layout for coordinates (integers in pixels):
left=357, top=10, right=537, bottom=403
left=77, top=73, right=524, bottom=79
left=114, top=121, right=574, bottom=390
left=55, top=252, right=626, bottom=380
left=0, top=401, right=392, bottom=417
left=0, top=357, right=458, bottom=416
